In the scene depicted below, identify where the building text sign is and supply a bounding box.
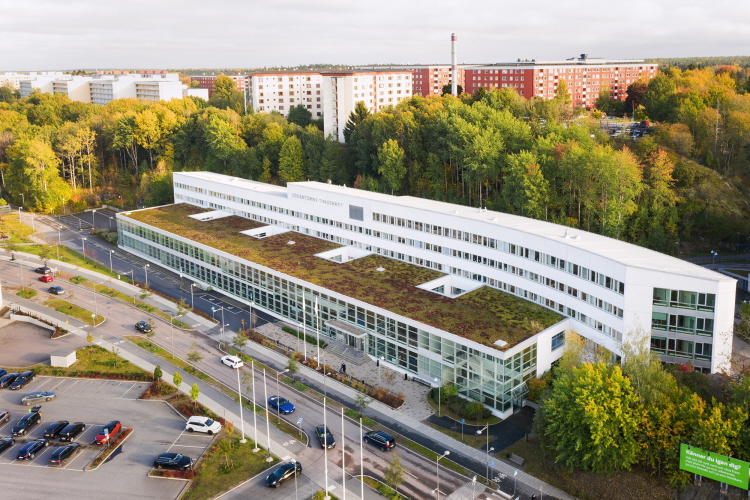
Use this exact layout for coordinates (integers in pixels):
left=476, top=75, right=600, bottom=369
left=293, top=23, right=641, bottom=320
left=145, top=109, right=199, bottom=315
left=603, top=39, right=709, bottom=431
left=679, top=444, right=749, bottom=489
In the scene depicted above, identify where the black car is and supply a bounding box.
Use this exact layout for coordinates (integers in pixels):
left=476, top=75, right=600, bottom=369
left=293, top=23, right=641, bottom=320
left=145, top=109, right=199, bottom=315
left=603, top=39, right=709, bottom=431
left=9, top=370, right=35, bottom=390
left=59, top=422, right=86, bottom=441
left=363, top=430, right=396, bottom=451
left=34, top=267, right=52, bottom=274
left=0, top=369, right=6, bottom=378
left=315, top=425, right=336, bottom=449
left=135, top=321, right=153, bottom=333
left=0, top=373, right=20, bottom=389
left=11, top=411, right=42, bottom=436
left=48, top=442, right=82, bottom=467
left=48, top=285, right=65, bottom=295
left=153, top=453, right=193, bottom=471
left=0, top=437, right=15, bottom=453
left=266, top=461, right=302, bottom=488
left=17, top=438, right=48, bottom=460
left=43, top=420, right=70, bottom=439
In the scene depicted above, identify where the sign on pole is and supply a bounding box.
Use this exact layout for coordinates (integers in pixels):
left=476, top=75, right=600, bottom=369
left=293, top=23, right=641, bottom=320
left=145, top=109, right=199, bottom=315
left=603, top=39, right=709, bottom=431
left=679, top=444, right=749, bottom=490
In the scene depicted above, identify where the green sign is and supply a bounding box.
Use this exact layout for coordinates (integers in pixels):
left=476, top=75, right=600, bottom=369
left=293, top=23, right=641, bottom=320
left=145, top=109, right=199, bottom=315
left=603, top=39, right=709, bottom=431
left=679, top=444, right=749, bottom=489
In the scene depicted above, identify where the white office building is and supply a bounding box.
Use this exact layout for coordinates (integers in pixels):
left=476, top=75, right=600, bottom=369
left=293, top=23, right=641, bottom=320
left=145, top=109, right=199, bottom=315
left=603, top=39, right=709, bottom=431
left=116, top=172, right=735, bottom=418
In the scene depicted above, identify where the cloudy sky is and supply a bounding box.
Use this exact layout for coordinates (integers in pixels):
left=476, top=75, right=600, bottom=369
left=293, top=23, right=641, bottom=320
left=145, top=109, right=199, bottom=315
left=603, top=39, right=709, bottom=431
left=2, top=0, right=748, bottom=71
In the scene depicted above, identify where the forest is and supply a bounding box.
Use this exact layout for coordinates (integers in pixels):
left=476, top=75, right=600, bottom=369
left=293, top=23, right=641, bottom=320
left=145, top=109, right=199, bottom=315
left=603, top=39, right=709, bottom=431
left=1, top=65, right=750, bottom=256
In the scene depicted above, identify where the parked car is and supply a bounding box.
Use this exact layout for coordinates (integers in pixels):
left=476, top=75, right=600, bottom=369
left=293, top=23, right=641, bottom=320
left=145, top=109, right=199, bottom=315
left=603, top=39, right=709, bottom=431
left=34, top=267, right=51, bottom=274
left=266, top=461, right=302, bottom=488
left=0, top=369, right=6, bottom=378
left=21, top=390, right=56, bottom=405
left=16, top=438, right=48, bottom=460
left=268, top=396, right=295, bottom=415
left=94, top=420, right=122, bottom=445
left=315, top=425, right=336, bottom=449
left=153, top=452, right=193, bottom=471
left=48, top=442, right=81, bottom=466
left=11, top=410, right=41, bottom=436
left=0, top=410, right=10, bottom=425
left=220, top=355, right=243, bottom=369
left=0, top=437, right=15, bottom=454
left=9, top=370, right=35, bottom=390
left=59, top=422, right=86, bottom=441
left=43, top=420, right=70, bottom=439
left=185, top=416, right=221, bottom=435
left=363, top=430, right=396, bottom=451
left=0, top=373, right=19, bottom=388
left=134, top=321, right=152, bottom=333
left=48, top=285, right=65, bottom=295
left=39, top=275, right=54, bottom=283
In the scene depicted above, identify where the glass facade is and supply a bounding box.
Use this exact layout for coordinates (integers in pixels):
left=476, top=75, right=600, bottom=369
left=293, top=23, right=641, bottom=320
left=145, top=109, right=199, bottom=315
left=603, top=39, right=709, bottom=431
left=119, top=219, right=546, bottom=414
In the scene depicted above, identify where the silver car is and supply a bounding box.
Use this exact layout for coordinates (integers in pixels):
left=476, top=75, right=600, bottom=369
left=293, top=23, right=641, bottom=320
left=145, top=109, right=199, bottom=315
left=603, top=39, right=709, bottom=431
left=21, top=391, right=56, bottom=406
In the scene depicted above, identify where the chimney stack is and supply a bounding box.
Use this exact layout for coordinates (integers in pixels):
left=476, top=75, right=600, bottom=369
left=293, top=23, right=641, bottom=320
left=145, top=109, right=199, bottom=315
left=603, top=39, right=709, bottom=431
left=451, top=33, right=458, bottom=97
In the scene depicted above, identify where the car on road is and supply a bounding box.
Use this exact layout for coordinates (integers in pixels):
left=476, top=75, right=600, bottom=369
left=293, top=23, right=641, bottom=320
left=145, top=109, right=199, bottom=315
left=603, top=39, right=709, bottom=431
left=11, top=410, right=41, bottom=436
left=9, top=370, right=35, bottom=390
left=34, top=267, right=52, bottom=274
left=17, top=438, right=49, bottom=460
left=153, top=453, right=193, bottom=471
left=0, top=369, right=6, bottom=378
left=59, top=422, right=86, bottom=441
left=48, top=442, right=82, bottom=466
left=48, top=285, right=65, bottom=295
left=94, top=420, right=122, bottom=444
left=21, top=390, right=56, bottom=405
left=0, top=437, right=15, bottom=454
left=0, top=410, right=10, bottom=425
left=220, top=355, right=243, bottom=369
left=135, top=321, right=152, bottom=333
left=0, top=372, right=19, bottom=388
left=315, top=425, right=336, bottom=449
left=363, top=430, right=396, bottom=451
left=268, top=396, right=295, bottom=415
left=266, top=461, right=302, bottom=488
left=185, top=416, right=221, bottom=435
left=39, top=274, right=54, bottom=282
left=43, top=421, right=70, bottom=439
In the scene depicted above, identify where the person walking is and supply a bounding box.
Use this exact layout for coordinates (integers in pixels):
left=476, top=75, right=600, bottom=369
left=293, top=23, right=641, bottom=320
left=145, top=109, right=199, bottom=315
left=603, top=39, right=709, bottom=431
left=340, top=362, right=347, bottom=374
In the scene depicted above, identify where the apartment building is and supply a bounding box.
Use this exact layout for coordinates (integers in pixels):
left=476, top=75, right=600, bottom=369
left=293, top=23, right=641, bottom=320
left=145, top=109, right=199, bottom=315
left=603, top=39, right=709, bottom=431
left=322, top=70, right=413, bottom=142
left=359, top=65, right=466, bottom=97
left=52, top=76, right=94, bottom=103
left=4, top=71, right=65, bottom=90
left=116, top=172, right=734, bottom=418
left=189, top=74, right=249, bottom=98
left=464, top=54, right=658, bottom=108
left=247, top=72, right=324, bottom=118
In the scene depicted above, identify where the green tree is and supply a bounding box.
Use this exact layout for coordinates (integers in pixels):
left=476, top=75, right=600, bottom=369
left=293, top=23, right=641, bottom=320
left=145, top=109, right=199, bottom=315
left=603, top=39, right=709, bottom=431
left=187, top=341, right=203, bottom=372
left=383, top=453, right=406, bottom=495
left=377, top=139, right=406, bottom=194
left=173, top=371, right=182, bottom=387
left=441, top=83, right=464, bottom=96
left=278, top=136, right=305, bottom=184
left=153, top=365, right=163, bottom=381
left=233, top=330, right=248, bottom=349
left=135, top=109, right=162, bottom=169
left=287, top=104, right=312, bottom=128
left=189, top=383, right=200, bottom=408
left=6, top=138, right=72, bottom=213
left=355, top=393, right=373, bottom=415
left=643, top=74, right=677, bottom=122
left=286, top=356, right=299, bottom=381
left=542, top=362, right=641, bottom=474
left=555, top=79, right=571, bottom=105
left=502, top=150, right=549, bottom=219
left=343, top=101, right=371, bottom=143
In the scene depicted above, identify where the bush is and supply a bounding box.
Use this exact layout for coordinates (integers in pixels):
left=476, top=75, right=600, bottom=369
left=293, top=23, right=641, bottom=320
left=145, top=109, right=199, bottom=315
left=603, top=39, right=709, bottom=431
left=281, top=326, right=328, bottom=348
left=526, top=376, right=548, bottom=403
left=70, top=276, right=88, bottom=284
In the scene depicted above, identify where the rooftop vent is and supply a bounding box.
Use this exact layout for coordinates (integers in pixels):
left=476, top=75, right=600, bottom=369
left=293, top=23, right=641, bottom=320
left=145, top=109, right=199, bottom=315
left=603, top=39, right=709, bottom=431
left=287, top=240, right=295, bottom=245
left=376, top=267, right=386, bottom=272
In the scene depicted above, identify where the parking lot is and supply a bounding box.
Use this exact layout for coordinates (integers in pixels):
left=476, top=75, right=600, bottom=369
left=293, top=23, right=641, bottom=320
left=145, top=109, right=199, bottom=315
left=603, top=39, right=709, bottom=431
left=0, top=377, right=208, bottom=500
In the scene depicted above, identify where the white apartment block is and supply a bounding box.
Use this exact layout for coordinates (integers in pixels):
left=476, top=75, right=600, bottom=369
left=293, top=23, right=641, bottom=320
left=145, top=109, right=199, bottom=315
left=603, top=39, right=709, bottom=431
left=116, top=172, right=735, bottom=418
left=321, top=70, right=413, bottom=142
left=52, top=76, right=93, bottom=103
left=248, top=72, right=325, bottom=119
left=19, top=75, right=63, bottom=98
left=3, top=71, right=65, bottom=90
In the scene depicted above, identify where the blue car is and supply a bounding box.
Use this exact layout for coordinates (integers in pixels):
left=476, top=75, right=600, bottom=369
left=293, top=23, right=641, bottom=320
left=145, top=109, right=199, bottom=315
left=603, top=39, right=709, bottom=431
left=268, top=396, right=295, bottom=415
left=17, top=438, right=48, bottom=460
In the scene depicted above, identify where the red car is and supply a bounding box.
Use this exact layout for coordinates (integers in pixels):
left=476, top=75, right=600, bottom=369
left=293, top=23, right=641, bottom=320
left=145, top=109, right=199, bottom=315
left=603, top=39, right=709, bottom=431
left=94, top=420, right=122, bottom=445
left=39, top=275, right=54, bottom=283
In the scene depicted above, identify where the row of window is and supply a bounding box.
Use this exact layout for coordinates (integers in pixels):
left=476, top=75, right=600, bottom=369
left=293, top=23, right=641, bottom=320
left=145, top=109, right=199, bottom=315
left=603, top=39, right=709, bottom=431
left=650, top=337, right=713, bottom=362
left=651, top=313, right=714, bottom=336
left=652, top=288, right=716, bottom=312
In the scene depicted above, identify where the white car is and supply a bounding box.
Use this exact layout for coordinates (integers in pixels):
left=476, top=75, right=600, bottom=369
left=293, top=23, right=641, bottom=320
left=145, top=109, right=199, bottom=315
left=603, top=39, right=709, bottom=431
left=185, top=416, right=222, bottom=435
left=220, top=355, right=244, bottom=369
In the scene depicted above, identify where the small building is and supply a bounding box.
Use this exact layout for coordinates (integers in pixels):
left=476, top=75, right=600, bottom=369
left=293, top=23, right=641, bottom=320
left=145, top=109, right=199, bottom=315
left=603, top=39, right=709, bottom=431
left=50, top=348, right=76, bottom=368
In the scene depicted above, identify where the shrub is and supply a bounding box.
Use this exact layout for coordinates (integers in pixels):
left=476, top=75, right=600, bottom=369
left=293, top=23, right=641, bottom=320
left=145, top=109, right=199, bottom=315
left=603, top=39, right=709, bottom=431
left=70, top=276, right=88, bottom=284
left=526, top=376, right=548, bottom=403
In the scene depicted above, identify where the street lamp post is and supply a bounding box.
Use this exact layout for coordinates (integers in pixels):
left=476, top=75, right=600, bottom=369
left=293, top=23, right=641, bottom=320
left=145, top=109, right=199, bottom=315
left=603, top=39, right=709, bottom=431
left=237, top=366, right=246, bottom=444
left=477, top=425, right=494, bottom=486
left=360, top=417, right=364, bottom=500
left=56, top=227, right=61, bottom=263
left=323, top=396, right=329, bottom=500
left=434, top=377, right=441, bottom=417
left=435, top=451, right=450, bottom=500
left=341, top=407, right=346, bottom=500
left=212, top=306, right=226, bottom=346
left=275, top=368, right=289, bottom=422
left=711, top=250, right=718, bottom=265
left=190, top=283, right=196, bottom=309
left=109, top=250, right=114, bottom=272
left=81, top=237, right=87, bottom=261
left=144, top=264, right=150, bottom=287
left=263, top=369, right=272, bottom=461
left=92, top=282, right=100, bottom=323
left=251, top=360, right=259, bottom=452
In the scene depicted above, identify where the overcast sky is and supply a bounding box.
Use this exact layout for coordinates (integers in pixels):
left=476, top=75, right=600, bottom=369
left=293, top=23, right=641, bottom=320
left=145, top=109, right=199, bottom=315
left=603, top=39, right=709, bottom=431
left=2, top=0, right=748, bottom=71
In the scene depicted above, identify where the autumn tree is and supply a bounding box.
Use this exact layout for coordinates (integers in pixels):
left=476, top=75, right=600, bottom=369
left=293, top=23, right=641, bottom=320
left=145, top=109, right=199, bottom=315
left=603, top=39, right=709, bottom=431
left=6, top=138, right=72, bottom=213
left=624, top=81, right=649, bottom=115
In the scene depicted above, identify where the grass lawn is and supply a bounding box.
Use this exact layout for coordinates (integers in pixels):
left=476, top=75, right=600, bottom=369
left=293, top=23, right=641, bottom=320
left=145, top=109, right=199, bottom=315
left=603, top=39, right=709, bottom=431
left=724, top=268, right=750, bottom=277
left=0, top=345, right=149, bottom=379
left=181, top=431, right=278, bottom=500
left=82, top=282, right=191, bottom=328
left=43, top=297, right=104, bottom=325
left=394, top=433, right=486, bottom=485
left=0, top=213, right=35, bottom=243
left=16, top=289, right=37, bottom=299
left=501, top=436, right=674, bottom=500
left=123, top=336, right=210, bottom=381
left=423, top=421, right=491, bottom=449
left=17, top=243, right=132, bottom=283
left=425, top=394, right=501, bottom=426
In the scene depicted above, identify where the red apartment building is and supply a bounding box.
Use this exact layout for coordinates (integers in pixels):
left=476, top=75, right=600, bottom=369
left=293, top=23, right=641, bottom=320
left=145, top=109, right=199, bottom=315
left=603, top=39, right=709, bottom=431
left=189, top=74, right=249, bottom=98
left=358, top=65, right=466, bottom=96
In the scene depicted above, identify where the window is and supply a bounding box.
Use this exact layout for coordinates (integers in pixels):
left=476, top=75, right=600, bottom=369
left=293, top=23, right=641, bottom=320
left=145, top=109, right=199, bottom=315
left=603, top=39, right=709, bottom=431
left=551, top=331, right=565, bottom=351
left=349, top=205, right=364, bottom=221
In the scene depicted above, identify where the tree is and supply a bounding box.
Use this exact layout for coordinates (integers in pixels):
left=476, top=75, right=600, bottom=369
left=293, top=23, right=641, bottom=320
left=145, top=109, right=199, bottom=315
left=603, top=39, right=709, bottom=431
left=233, top=331, right=248, bottom=349
left=139, top=286, right=153, bottom=301
left=153, top=365, right=163, bottom=381
left=555, top=79, right=571, bottom=105
left=278, top=136, right=305, bottom=184
left=177, top=298, right=189, bottom=317
left=4, top=240, right=19, bottom=260
left=190, top=383, right=200, bottom=408
left=377, top=139, right=406, bottom=194
left=383, top=453, right=406, bottom=495
left=441, top=83, right=464, bottom=96
left=287, top=104, right=312, bottom=128
left=541, top=362, right=640, bottom=474
left=173, top=371, right=182, bottom=387
left=6, top=139, right=72, bottom=213
left=343, top=101, right=371, bottom=143
left=145, top=318, right=156, bottom=342
left=624, top=81, right=649, bottom=116
left=502, top=151, right=549, bottom=219
left=643, top=74, right=677, bottom=122
left=286, top=356, right=299, bottom=381
left=187, top=341, right=203, bottom=372
left=354, top=393, right=373, bottom=415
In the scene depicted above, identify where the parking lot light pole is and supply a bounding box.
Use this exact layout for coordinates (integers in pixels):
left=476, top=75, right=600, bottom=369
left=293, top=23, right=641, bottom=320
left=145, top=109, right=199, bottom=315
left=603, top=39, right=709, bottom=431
left=435, top=450, right=450, bottom=500
left=237, top=366, right=246, bottom=444
left=212, top=306, right=225, bottom=347
left=251, top=360, right=259, bottom=452
left=144, top=264, right=150, bottom=287
left=275, top=369, right=289, bottom=423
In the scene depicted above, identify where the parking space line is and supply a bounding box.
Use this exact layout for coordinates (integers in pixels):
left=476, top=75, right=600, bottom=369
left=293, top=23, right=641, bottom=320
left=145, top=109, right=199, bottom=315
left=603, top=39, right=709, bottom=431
left=169, top=445, right=207, bottom=449
left=119, top=383, right=137, bottom=398
left=59, top=379, right=81, bottom=394
left=165, top=430, right=188, bottom=452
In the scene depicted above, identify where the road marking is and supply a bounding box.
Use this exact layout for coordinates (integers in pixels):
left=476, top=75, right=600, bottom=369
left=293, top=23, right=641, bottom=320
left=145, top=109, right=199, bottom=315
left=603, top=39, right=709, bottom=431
left=170, top=444, right=207, bottom=449
left=119, top=383, right=137, bottom=398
